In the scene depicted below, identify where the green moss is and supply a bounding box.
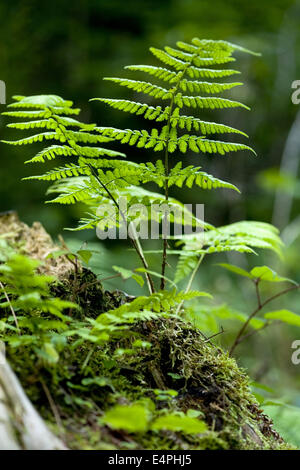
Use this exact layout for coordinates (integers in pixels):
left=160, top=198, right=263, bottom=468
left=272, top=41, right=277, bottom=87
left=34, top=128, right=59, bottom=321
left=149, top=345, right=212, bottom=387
left=7, top=314, right=293, bottom=450
left=0, top=217, right=292, bottom=450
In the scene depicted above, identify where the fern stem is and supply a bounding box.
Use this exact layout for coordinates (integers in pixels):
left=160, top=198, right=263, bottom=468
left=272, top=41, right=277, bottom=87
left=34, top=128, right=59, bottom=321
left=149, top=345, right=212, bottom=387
left=185, top=254, right=205, bottom=294
left=87, top=164, right=155, bottom=294
left=160, top=101, right=172, bottom=290
left=160, top=61, right=192, bottom=289
left=175, top=253, right=205, bottom=315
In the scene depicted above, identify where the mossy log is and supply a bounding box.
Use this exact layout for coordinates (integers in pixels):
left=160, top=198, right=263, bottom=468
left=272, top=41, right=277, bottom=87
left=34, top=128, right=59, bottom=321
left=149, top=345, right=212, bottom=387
left=0, top=213, right=293, bottom=450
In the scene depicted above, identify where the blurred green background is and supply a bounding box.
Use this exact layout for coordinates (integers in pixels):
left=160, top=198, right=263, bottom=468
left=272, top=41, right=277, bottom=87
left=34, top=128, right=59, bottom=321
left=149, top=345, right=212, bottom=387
left=1, top=0, right=300, bottom=447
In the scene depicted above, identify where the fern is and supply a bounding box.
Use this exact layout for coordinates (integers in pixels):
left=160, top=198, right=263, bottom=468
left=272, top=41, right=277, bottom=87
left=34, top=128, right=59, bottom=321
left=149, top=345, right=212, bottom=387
left=2, top=39, right=276, bottom=296
left=92, top=38, right=259, bottom=288
left=2, top=94, right=124, bottom=166
left=174, top=221, right=283, bottom=283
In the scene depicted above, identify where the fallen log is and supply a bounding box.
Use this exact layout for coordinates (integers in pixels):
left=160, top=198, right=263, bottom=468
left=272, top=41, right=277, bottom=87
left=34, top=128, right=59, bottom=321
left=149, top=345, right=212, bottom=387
left=0, top=351, right=67, bottom=450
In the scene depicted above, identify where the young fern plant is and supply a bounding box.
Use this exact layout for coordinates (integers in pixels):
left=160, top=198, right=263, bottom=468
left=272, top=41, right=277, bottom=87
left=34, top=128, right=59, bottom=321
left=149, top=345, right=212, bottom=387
left=1, top=94, right=160, bottom=293
left=92, top=38, right=259, bottom=289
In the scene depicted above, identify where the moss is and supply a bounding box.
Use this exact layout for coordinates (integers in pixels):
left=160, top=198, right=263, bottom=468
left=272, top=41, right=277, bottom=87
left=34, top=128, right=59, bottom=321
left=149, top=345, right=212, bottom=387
left=1, top=214, right=294, bottom=450
left=7, top=314, right=294, bottom=450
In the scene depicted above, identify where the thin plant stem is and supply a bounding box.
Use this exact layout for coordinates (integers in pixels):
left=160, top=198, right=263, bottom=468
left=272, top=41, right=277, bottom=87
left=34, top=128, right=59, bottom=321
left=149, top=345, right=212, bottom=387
left=0, top=280, right=20, bottom=333
left=87, top=164, right=155, bottom=294
left=175, top=253, right=205, bottom=315
left=229, top=283, right=300, bottom=356
left=41, top=379, right=64, bottom=436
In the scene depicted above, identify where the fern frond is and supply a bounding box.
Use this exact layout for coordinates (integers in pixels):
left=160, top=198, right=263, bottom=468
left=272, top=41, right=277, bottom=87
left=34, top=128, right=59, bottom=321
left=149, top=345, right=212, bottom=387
left=25, top=144, right=125, bottom=164
left=103, top=78, right=172, bottom=100
left=174, top=221, right=282, bottom=282
left=8, top=94, right=74, bottom=109
left=2, top=132, right=64, bottom=145
left=171, top=110, right=247, bottom=136
left=92, top=98, right=168, bottom=121
left=125, top=64, right=241, bottom=81
left=178, top=79, right=242, bottom=94
left=150, top=47, right=233, bottom=69
left=168, top=164, right=240, bottom=191
left=188, top=38, right=260, bottom=56
left=95, top=127, right=160, bottom=148
left=125, top=65, right=178, bottom=83
left=2, top=110, right=53, bottom=119
left=48, top=187, right=93, bottom=205
left=182, top=221, right=283, bottom=257
left=175, top=135, right=255, bottom=155
left=174, top=253, right=199, bottom=284
left=24, top=163, right=91, bottom=181
left=164, top=45, right=237, bottom=66
left=96, top=126, right=254, bottom=156
left=174, top=93, right=249, bottom=110
left=25, top=145, right=77, bottom=163
left=185, top=66, right=241, bottom=79
left=149, top=48, right=187, bottom=70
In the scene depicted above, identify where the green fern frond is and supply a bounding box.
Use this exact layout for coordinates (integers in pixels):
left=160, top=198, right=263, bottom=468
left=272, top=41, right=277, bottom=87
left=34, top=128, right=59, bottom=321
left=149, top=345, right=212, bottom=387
left=24, top=163, right=91, bottom=181
left=149, top=48, right=187, bottom=70
left=175, top=135, right=255, bottom=155
left=171, top=111, right=247, bottom=136
left=103, top=77, right=172, bottom=100
left=96, top=38, right=255, bottom=172
left=174, top=221, right=282, bottom=282
left=174, top=94, right=249, bottom=110
left=178, top=79, right=242, bottom=94
left=150, top=47, right=234, bottom=69
left=187, top=38, right=260, bottom=56
left=46, top=176, right=102, bottom=206
left=125, top=65, right=178, bottom=83
left=48, top=187, right=93, bottom=205
left=182, top=222, right=281, bottom=265
left=125, top=64, right=240, bottom=81
left=96, top=126, right=254, bottom=156
left=185, top=66, right=240, bottom=79
left=2, top=110, right=53, bottom=119
left=174, top=253, right=199, bottom=284
left=8, top=94, right=73, bottom=108
left=2, top=94, right=125, bottom=215
left=91, top=98, right=167, bottom=121
left=25, top=145, right=77, bottom=163
left=168, top=164, right=240, bottom=191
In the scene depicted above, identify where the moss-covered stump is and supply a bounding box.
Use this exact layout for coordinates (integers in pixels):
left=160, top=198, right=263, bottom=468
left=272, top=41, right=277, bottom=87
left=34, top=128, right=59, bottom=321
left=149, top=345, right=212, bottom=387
left=0, top=214, right=293, bottom=450
left=8, top=314, right=291, bottom=450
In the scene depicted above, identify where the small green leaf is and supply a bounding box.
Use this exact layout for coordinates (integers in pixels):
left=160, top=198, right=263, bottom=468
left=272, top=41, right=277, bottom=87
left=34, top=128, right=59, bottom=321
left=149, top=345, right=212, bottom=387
left=264, top=310, right=300, bottom=327
left=101, top=404, right=150, bottom=433
left=151, top=413, right=207, bottom=434
left=167, top=372, right=182, bottom=380
left=46, top=249, right=70, bottom=260
left=250, top=266, right=296, bottom=284
left=217, top=263, right=251, bottom=278
left=77, top=249, right=93, bottom=265
left=250, top=381, right=275, bottom=394
left=132, top=339, right=152, bottom=349
left=112, top=265, right=144, bottom=287
left=41, top=342, right=59, bottom=363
